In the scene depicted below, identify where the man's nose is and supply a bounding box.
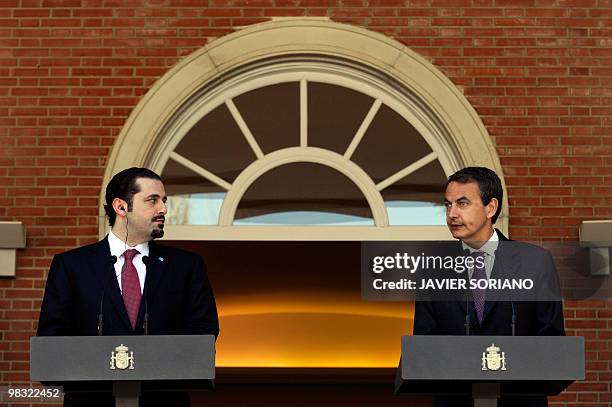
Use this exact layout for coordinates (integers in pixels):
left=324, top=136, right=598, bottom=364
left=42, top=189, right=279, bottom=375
left=447, top=204, right=458, bottom=219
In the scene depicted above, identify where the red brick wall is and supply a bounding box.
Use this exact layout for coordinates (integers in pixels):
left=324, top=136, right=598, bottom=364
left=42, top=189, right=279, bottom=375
left=1, top=1, right=611, bottom=405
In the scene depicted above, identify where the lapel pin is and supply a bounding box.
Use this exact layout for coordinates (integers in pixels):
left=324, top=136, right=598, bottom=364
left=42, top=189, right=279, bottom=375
left=158, top=257, right=164, bottom=262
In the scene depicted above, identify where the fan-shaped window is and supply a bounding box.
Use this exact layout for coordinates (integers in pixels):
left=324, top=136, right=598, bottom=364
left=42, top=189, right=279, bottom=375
left=235, top=163, right=374, bottom=226
left=162, top=79, right=447, bottom=229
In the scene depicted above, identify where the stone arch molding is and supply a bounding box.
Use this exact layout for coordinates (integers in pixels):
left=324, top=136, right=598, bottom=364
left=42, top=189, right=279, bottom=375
left=100, top=18, right=508, bottom=240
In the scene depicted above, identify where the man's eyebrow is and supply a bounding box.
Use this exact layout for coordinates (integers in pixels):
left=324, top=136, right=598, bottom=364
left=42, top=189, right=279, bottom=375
left=145, top=194, right=161, bottom=199
left=444, top=196, right=471, bottom=203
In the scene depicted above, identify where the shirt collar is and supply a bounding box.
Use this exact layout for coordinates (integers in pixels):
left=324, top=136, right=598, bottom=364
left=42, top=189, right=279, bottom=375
left=108, top=230, right=150, bottom=259
left=462, top=229, right=499, bottom=257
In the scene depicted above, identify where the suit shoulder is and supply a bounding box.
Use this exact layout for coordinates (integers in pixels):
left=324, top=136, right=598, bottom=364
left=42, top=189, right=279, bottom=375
left=154, top=243, right=203, bottom=262
left=502, top=240, right=552, bottom=259
left=54, top=240, right=105, bottom=260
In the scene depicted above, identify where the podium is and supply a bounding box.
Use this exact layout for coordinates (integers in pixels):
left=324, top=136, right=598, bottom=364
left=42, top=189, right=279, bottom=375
left=395, top=336, right=584, bottom=407
left=30, top=335, right=215, bottom=407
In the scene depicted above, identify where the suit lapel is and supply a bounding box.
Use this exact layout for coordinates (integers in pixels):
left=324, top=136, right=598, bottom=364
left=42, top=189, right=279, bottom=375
left=454, top=243, right=479, bottom=333
left=92, top=237, right=133, bottom=332
left=481, top=231, right=520, bottom=324
left=141, top=242, right=168, bottom=308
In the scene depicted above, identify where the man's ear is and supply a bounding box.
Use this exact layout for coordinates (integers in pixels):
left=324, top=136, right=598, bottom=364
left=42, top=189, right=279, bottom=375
left=112, top=198, right=128, bottom=218
left=486, top=198, right=499, bottom=220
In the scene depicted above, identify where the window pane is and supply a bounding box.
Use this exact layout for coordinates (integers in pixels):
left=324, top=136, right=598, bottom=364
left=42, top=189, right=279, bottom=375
left=162, top=158, right=226, bottom=225
left=233, top=82, right=300, bottom=153
left=308, top=82, right=374, bottom=155
left=351, top=104, right=432, bottom=184
left=381, top=160, right=447, bottom=226
left=174, top=103, right=257, bottom=184
left=235, top=162, right=373, bottom=225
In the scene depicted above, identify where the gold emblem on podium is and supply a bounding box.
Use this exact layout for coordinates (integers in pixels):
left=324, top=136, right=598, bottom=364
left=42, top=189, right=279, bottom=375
left=110, top=344, right=134, bottom=370
left=481, top=343, right=506, bottom=371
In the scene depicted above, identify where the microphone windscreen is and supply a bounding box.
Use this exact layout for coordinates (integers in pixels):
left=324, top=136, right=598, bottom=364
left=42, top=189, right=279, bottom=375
left=142, top=255, right=149, bottom=265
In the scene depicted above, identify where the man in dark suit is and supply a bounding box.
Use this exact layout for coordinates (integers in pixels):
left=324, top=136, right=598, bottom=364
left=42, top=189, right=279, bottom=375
left=413, top=167, right=564, bottom=407
left=37, top=167, right=219, bottom=406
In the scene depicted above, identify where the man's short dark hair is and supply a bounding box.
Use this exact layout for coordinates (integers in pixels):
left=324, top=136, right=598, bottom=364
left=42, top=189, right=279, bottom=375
left=104, top=167, right=162, bottom=227
left=446, top=167, right=503, bottom=224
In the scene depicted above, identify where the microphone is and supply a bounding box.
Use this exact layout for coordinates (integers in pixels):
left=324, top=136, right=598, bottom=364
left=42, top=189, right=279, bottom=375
left=465, top=295, right=471, bottom=336
left=464, top=249, right=472, bottom=336
left=98, top=255, right=118, bottom=336
left=496, top=246, right=516, bottom=336
left=141, top=255, right=150, bottom=335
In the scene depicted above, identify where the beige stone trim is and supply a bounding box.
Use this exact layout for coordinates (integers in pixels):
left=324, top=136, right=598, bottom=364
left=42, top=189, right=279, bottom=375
left=225, top=99, right=265, bottom=159
left=100, top=19, right=508, bottom=240
left=376, top=152, right=438, bottom=192
left=580, top=220, right=612, bottom=247
left=300, top=79, right=308, bottom=147
left=0, top=249, right=17, bottom=277
left=163, top=225, right=453, bottom=241
left=0, top=221, right=25, bottom=249
left=344, top=99, right=382, bottom=160
left=168, top=152, right=232, bottom=191
left=0, top=221, right=25, bottom=278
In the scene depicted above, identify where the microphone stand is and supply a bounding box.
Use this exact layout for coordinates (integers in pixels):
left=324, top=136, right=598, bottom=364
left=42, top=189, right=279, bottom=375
left=98, top=255, right=118, bottom=336
left=142, top=255, right=150, bottom=335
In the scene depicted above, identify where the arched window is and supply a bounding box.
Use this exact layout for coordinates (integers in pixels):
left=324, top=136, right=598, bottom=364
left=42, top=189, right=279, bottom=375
left=102, top=20, right=508, bottom=240
left=161, top=69, right=450, bottom=231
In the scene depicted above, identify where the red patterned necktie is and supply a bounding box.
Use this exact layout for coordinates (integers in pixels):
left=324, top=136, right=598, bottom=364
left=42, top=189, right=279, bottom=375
left=121, top=249, right=141, bottom=330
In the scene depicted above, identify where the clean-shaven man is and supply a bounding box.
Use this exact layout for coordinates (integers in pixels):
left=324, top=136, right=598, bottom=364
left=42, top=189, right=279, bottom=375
left=413, top=167, right=564, bottom=407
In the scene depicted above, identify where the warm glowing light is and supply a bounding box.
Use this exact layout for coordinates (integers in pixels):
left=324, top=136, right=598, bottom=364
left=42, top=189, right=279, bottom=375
left=215, top=294, right=414, bottom=368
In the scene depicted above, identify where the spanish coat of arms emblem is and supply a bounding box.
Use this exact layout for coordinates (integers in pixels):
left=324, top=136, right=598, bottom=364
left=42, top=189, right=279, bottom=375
left=110, top=344, right=135, bottom=370
left=481, top=343, right=507, bottom=371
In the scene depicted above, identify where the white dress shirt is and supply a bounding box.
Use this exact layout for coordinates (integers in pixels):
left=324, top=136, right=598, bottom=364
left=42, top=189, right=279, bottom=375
left=462, top=229, right=499, bottom=279
left=108, top=230, right=149, bottom=294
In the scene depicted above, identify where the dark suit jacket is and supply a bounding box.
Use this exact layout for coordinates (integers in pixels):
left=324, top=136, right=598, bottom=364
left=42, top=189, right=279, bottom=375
left=37, top=237, right=219, bottom=407
left=413, top=230, right=565, bottom=407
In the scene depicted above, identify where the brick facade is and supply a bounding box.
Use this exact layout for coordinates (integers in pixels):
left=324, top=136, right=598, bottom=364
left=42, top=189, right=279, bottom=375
left=1, top=1, right=611, bottom=405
